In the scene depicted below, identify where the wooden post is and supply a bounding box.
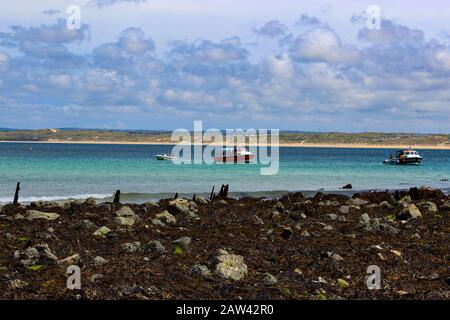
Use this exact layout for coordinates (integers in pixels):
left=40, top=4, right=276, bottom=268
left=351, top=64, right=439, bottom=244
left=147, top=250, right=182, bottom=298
left=219, top=184, right=224, bottom=197
left=210, top=186, right=215, bottom=200
left=224, top=184, right=229, bottom=198
left=113, top=190, right=121, bottom=204
left=174, top=193, right=178, bottom=199
left=192, top=194, right=196, bottom=201
left=13, top=182, right=20, bottom=205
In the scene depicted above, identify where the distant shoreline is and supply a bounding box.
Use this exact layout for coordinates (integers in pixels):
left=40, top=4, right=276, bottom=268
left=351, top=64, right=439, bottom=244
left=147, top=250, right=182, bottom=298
left=1, top=140, right=450, bottom=150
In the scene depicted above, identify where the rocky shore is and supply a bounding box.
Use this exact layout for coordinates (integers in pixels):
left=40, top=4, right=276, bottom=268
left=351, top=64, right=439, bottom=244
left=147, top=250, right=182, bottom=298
left=0, top=187, right=449, bottom=300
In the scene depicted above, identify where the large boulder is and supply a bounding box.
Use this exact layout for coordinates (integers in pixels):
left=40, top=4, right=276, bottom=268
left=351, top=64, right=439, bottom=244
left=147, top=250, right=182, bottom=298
left=114, top=206, right=137, bottom=227
left=417, top=201, right=438, bottom=213
left=214, top=249, right=248, bottom=281
left=397, top=203, right=422, bottom=220
left=156, top=210, right=176, bottom=224
left=14, top=243, right=58, bottom=267
left=169, top=198, right=198, bottom=215
left=25, top=210, right=60, bottom=221
left=359, top=213, right=380, bottom=231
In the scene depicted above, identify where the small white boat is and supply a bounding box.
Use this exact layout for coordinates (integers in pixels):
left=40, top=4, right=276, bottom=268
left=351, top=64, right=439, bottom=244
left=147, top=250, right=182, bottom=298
left=155, top=153, right=177, bottom=161
left=383, top=149, right=423, bottom=165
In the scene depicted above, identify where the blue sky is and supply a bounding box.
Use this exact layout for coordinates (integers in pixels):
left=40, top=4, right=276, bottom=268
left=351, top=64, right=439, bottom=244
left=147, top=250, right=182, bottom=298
left=1, top=0, right=450, bottom=132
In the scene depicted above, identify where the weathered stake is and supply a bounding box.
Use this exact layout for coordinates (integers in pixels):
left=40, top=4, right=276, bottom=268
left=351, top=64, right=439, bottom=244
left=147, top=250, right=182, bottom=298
left=13, top=182, right=20, bottom=205
left=174, top=192, right=178, bottom=199
left=210, top=186, right=215, bottom=200
left=113, top=190, right=121, bottom=204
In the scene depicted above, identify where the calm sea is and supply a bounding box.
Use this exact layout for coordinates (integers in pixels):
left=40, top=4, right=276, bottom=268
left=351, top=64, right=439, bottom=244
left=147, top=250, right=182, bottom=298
left=0, top=142, right=449, bottom=203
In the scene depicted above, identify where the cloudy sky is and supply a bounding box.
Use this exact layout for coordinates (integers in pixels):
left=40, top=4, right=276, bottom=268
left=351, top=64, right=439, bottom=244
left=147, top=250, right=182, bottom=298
left=0, top=0, right=450, bottom=132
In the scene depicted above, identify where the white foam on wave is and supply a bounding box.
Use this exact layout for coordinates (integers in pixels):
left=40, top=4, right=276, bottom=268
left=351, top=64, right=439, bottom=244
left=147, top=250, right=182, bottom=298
left=0, top=193, right=111, bottom=204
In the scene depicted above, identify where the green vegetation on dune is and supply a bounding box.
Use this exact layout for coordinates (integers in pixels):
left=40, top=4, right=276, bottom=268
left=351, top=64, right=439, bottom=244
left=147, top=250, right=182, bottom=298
left=0, top=129, right=449, bottom=146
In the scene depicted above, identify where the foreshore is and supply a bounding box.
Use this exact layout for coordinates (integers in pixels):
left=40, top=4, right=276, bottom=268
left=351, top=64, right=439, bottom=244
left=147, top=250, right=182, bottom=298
left=1, top=186, right=449, bottom=299
left=1, top=140, right=450, bottom=150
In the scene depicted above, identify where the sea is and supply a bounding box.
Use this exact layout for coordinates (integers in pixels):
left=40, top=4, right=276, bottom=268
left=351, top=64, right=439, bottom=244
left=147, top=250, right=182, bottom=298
left=0, top=142, right=449, bottom=203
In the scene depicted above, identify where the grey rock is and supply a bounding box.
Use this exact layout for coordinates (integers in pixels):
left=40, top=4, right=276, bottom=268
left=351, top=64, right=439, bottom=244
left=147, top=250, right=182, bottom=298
left=325, top=213, right=338, bottom=220
left=339, top=206, right=350, bottom=214
left=323, top=225, right=334, bottom=231
left=156, top=210, right=176, bottom=224
left=397, top=203, right=422, bottom=220
left=93, top=226, right=111, bottom=236
left=14, top=247, right=40, bottom=267
left=417, top=201, right=438, bottom=213
left=330, top=253, right=344, bottom=262
left=359, top=213, right=380, bottom=231
left=25, top=210, right=60, bottom=221
left=151, top=219, right=166, bottom=227
left=173, top=236, right=192, bottom=249
left=348, top=198, right=369, bottom=206
left=380, top=223, right=399, bottom=235
left=215, top=249, right=248, bottom=281
left=93, top=256, right=108, bottom=266
left=114, top=206, right=137, bottom=226
left=262, top=273, right=278, bottom=285
left=14, top=243, right=58, bottom=267
left=301, top=230, right=310, bottom=237
left=144, top=240, right=166, bottom=254
left=75, top=219, right=96, bottom=230
left=84, top=197, right=97, bottom=206
left=380, top=201, right=393, bottom=209
left=169, top=198, right=198, bottom=214
left=194, top=195, right=209, bottom=205
left=33, top=243, right=58, bottom=265
left=190, top=264, right=212, bottom=277
left=144, top=201, right=160, bottom=210
left=120, top=241, right=141, bottom=253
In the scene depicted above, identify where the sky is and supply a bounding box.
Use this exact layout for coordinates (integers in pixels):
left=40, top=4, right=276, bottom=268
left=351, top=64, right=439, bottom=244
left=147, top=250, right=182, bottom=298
left=0, top=0, right=450, bottom=132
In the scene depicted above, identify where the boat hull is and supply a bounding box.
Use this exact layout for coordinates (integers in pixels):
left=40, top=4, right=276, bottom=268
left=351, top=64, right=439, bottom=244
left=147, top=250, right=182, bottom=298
left=155, top=155, right=177, bottom=161
left=383, top=158, right=422, bottom=165
left=214, top=154, right=255, bottom=163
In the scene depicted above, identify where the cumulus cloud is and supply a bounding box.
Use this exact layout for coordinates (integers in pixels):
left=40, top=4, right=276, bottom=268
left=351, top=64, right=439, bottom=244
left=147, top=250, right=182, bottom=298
left=254, top=20, right=287, bottom=38
left=169, top=38, right=248, bottom=63
left=295, top=14, right=326, bottom=27
left=290, top=27, right=361, bottom=64
left=358, top=19, right=424, bottom=44
left=0, top=19, right=89, bottom=46
left=87, top=0, right=147, bottom=8
left=1, top=17, right=450, bottom=131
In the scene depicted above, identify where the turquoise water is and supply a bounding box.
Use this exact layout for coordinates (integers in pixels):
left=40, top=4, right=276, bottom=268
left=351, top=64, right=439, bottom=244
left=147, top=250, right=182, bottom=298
left=0, top=142, right=449, bottom=203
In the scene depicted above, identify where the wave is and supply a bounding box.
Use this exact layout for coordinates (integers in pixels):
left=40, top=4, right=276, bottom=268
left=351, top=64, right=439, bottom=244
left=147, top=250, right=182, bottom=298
left=1, top=187, right=448, bottom=204
left=0, top=193, right=112, bottom=204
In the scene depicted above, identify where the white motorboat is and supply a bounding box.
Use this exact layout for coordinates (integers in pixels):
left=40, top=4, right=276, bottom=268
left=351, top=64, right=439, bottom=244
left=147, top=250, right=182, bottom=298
left=155, top=153, right=177, bottom=161
left=383, top=149, right=423, bottom=165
